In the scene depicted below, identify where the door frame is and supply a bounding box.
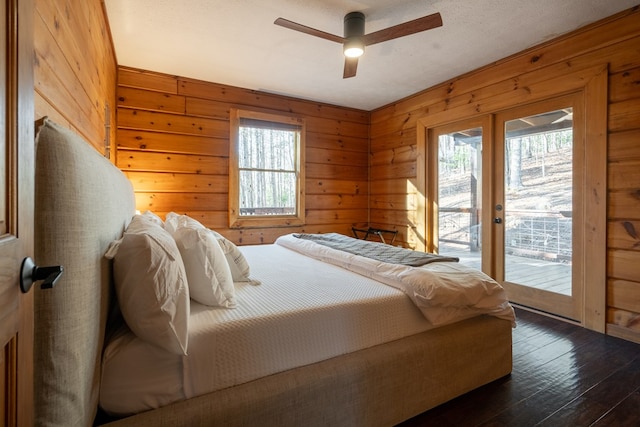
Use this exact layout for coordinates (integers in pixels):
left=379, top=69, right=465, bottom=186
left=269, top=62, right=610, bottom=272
left=493, top=93, right=584, bottom=321
left=416, top=64, right=608, bottom=331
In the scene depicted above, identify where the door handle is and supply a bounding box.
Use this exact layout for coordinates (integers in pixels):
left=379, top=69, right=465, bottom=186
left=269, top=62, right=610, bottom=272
left=20, top=257, right=63, bottom=293
left=494, top=217, right=502, bottom=224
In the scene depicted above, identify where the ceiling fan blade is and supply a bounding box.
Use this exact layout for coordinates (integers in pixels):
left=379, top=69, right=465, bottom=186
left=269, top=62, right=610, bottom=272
left=343, top=57, right=359, bottom=78
left=361, top=12, right=443, bottom=46
left=274, top=18, right=344, bottom=44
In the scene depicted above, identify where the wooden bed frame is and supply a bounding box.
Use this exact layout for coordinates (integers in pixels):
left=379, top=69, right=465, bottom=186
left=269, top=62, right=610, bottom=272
left=33, top=118, right=512, bottom=426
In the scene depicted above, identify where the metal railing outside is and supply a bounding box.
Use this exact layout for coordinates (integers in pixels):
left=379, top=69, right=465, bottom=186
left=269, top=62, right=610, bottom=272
left=439, top=208, right=572, bottom=261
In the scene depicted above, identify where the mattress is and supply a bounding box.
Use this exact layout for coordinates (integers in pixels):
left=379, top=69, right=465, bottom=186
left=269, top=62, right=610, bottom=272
left=100, top=243, right=434, bottom=416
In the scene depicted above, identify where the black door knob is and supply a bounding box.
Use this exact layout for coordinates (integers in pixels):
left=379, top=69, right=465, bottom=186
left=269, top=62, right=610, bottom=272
left=20, top=257, right=63, bottom=293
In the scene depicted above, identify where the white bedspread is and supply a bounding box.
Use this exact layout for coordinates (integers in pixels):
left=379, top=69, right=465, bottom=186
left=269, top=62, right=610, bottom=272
left=276, top=234, right=516, bottom=327
left=100, top=243, right=434, bottom=415
left=101, top=238, right=515, bottom=415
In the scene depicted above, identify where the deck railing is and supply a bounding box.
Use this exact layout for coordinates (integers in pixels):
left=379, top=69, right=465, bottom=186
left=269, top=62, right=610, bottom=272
left=504, top=209, right=572, bottom=260
left=439, top=208, right=572, bottom=261
left=239, top=207, right=295, bottom=215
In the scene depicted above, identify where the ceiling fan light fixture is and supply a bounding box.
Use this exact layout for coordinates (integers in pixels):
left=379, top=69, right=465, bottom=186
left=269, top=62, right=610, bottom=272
left=343, top=11, right=365, bottom=58
left=274, top=10, right=443, bottom=78
left=344, top=38, right=364, bottom=58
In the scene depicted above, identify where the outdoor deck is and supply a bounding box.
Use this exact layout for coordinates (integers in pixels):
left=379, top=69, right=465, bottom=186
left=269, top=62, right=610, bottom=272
left=440, top=243, right=572, bottom=295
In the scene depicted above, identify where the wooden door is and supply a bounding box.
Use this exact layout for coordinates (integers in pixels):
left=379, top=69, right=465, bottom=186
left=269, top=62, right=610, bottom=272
left=1, top=0, right=34, bottom=424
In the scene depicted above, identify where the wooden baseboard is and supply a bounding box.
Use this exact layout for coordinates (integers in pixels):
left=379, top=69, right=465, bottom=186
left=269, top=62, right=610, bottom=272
left=606, top=323, right=640, bottom=344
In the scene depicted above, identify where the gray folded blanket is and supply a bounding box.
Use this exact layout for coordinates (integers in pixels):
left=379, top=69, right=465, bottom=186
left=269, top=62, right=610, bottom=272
left=293, top=233, right=458, bottom=267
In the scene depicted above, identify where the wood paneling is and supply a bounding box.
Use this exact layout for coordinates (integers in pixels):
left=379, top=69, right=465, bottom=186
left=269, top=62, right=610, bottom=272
left=116, top=129, right=227, bottom=156
left=609, top=129, right=640, bottom=161
left=124, top=171, right=228, bottom=193
left=608, top=220, right=640, bottom=250
left=35, top=2, right=638, bottom=344
left=117, top=67, right=370, bottom=243
left=117, top=86, right=186, bottom=114
left=116, top=151, right=228, bottom=175
left=370, top=7, right=640, bottom=342
left=34, top=0, right=116, bottom=154
left=608, top=279, right=640, bottom=314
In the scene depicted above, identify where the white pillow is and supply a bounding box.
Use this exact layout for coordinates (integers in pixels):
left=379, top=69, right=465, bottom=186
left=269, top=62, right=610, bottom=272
left=209, top=229, right=255, bottom=283
left=141, top=210, right=164, bottom=227
left=107, top=214, right=190, bottom=355
left=164, top=211, right=181, bottom=235
left=165, top=213, right=237, bottom=308
left=166, top=212, right=259, bottom=285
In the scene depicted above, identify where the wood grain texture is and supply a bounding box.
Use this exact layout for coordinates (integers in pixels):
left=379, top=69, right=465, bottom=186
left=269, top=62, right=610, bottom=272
left=116, top=129, right=228, bottom=156
left=608, top=279, right=640, bottom=314
left=117, top=67, right=369, bottom=242
left=117, top=151, right=228, bottom=175
left=118, top=67, right=177, bottom=93
left=608, top=129, right=640, bottom=161
left=608, top=249, right=640, bottom=283
left=117, top=108, right=228, bottom=138
left=117, top=86, right=186, bottom=114
left=34, top=0, right=116, bottom=154
left=32, top=1, right=638, bottom=342
left=124, top=171, right=228, bottom=193
left=372, top=10, right=640, bottom=125
left=608, top=220, right=640, bottom=250
left=371, top=7, right=640, bottom=340
left=135, top=192, right=228, bottom=212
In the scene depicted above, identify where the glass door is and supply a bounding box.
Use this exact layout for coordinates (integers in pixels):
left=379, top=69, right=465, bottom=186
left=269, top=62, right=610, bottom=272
left=437, top=126, right=482, bottom=269
left=494, top=94, right=584, bottom=321
left=427, top=94, right=584, bottom=321
left=429, top=117, right=492, bottom=275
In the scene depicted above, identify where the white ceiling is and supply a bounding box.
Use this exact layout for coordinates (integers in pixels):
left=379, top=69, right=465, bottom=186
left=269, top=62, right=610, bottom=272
left=104, top=0, right=637, bottom=111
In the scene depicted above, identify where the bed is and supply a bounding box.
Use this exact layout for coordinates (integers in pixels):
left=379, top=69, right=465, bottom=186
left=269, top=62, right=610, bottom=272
left=33, top=118, right=514, bottom=427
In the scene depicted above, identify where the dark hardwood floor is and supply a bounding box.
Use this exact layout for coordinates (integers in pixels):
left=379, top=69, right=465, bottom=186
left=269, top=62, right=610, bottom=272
left=399, top=307, right=640, bottom=427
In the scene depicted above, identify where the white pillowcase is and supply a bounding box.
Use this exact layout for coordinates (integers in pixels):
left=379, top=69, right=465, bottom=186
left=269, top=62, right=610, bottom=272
left=208, top=229, right=257, bottom=284
left=165, top=213, right=259, bottom=285
left=165, top=213, right=237, bottom=308
left=106, top=214, right=190, bottom=355
left=140, top=209, right=164, bottom=226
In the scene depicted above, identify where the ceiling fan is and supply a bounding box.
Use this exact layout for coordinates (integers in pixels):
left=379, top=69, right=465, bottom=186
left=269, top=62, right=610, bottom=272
left=274, top=11, right=443, bottom=78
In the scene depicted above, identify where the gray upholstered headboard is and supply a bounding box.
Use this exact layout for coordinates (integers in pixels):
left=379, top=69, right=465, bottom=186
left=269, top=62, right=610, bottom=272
left=34, top=118, right=136, bottom=427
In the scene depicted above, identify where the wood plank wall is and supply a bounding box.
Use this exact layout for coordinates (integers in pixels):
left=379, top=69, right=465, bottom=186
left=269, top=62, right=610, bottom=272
left=370, top=7, right=640, bottom=342
left=34, top=0, right=116, bottom=153
left=32, top=1, right=638, bottom=343
left=115, top=68, right=369, bottom=245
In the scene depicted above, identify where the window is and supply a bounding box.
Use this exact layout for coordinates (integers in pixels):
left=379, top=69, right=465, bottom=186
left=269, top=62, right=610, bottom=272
left=229, top=108, right=305, bottom=228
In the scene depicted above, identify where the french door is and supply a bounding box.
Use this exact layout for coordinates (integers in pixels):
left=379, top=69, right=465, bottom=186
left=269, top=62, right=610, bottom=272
left=430, top=94, right=584, bottom=321
left=427, top=116, right=493, bottom=275
left=494, top=94, right=583, bottom=321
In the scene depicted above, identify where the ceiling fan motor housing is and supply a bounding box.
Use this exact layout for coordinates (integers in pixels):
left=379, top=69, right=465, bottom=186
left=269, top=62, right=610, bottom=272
left=344, top=11, right=365, bottom=38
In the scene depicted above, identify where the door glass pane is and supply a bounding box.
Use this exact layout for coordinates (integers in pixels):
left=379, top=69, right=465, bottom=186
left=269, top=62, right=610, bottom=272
left=438, top=126, right=482, bottom=270
left=503, top=108, right=572, bottom=295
